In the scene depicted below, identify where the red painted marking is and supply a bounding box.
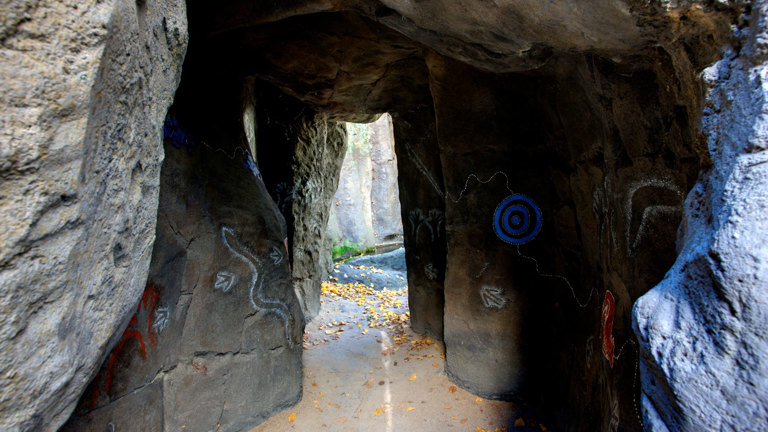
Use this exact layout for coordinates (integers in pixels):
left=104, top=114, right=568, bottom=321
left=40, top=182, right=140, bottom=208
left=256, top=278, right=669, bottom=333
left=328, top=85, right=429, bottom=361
left=103, top=282, right=161, bottom=394
left=89, top=371, right=101, bottom=411
left=142, top=284, right=160, bottom=346
left=601, top=290, right=616, bottom=367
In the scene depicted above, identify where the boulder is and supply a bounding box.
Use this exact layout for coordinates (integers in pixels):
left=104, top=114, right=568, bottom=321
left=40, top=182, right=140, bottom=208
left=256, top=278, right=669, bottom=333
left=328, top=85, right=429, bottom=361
left=633, top=2, right=768, bottom=430
left=63, top=89, right=304, bottom=432
left=0, top=0, right=186, bottom=429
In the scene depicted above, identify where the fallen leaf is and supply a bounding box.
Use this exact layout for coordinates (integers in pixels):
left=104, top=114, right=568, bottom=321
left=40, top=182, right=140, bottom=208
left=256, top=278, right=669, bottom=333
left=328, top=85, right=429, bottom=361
left=448, top=385, right=457, bottom=393
left=461, top=418, right=468, bottom=424
left=312, top=382, right=318, bottom=387
left=406, top=407, right=414, bottom=412
left=409, top=374, right=418, bottom=381
left=337, top=418, right=346, bottom=423
left=432, top=363, right=439, bottom=368
left=444, top=405, right=452, bottom=409
left=374, top=408, right=383, bottom=416
left=288, top=412, right=296, bottom=422
left=514, top=418, right=525, bottom=427
left=475, top=397, right=483, bottom=402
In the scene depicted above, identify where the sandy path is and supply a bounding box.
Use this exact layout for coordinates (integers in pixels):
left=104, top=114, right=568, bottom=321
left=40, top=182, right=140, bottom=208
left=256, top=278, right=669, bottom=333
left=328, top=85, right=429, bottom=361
left=248, top=268, right=547, bottom=432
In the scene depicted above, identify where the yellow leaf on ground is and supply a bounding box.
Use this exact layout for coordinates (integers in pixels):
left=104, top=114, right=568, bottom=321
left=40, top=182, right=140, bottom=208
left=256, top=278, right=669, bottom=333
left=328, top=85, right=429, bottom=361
left=461, top=418, right=468, bottom=424
left=475, top=397, right=483, bottom=402
left=374, top=408, right=383, bottom=416
left=288, top=412, right=296, bottom=422
left=406, top=407, right=415, bottom=412
left=337, top=418, right=346, bottom=423
left=476, top=427, right=486, bottom=432
left=448, top=385, right=457, bottom=393
left=444, top=405, right=452, bottom=409
left=514, top=418, right=525, bottom=427
left=432, top=363, right=439, bottom=368
left=409, top=374, right=418, bottom=381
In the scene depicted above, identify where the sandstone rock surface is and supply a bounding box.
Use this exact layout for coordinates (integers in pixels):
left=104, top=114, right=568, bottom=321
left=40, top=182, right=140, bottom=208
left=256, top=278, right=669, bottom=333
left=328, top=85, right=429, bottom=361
left=62, top=111, right=304, bottom=432
left=327, top=114, right=403, bottom=250
left=633, top=2, right=768, bottom=430
left=1, top=0, right=758, bottom=431
left=290, top=114, right=347, bottom=319
left=0, top=1, right=186, bottom=430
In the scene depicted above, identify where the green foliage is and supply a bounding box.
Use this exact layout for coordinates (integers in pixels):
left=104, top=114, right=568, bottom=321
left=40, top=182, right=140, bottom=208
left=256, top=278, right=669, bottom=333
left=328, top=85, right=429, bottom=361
left=331, top=239, right=377, bottom=262
left=345, top=122, right=373, bottom=155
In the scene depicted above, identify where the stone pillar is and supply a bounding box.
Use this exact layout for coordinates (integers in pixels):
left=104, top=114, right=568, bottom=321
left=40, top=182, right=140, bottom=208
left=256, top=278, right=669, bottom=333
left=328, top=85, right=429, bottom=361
left=391, top=108, right=446, bottom=339
left=290, top=113, right=347, bottom=319
left=0, top=1, right=187, bottom=429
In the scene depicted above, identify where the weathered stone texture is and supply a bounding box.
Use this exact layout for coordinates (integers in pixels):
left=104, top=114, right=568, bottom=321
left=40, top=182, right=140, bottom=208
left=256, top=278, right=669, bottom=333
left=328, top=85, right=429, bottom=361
left=327, top=114, right=403, bottom=250
left=327, top=123, right=376, bottom=248
left=634, top=2, right=768, bottom=430
left=391, top=107, right=446, bottom=340
left=291, top=114, right=347, bottom=319
left=427, top=41, right=725, bottom=429
left=369, top=115, right=403, bottom=244
left=0, top=0, right=186, bottom=430
left=63, top=98, right=304, bottom=431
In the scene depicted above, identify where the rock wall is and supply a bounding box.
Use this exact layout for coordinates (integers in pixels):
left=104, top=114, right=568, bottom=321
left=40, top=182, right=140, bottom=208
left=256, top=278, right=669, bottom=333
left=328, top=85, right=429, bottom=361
left=63, top=113, right=303, bottom=432
left=326, top=123, right=376, bottom=248
left=634, top=3, right=768, bottom=430
left=327, top=114, right=403, bottom=250
left=290, top=114, right=347, bottom=319
left=63, top=65, right=305, bottom=431
left=0, top=0, right=187, bottom=430
left=369, top=115, right=403, bottom=244
left=426, top=45, right=721, bottom=429
left=2, top=1, right=757, bottom=431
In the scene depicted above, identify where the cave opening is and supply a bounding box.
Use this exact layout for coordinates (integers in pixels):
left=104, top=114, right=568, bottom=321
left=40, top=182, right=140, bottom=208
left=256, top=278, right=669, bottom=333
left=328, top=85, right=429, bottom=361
left=58, top=2, right=741, bottom=431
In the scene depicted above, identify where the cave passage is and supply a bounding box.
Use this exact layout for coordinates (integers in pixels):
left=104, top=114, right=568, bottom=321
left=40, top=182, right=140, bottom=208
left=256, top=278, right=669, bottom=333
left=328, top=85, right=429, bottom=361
left=57, top=2, right=738, bottom=431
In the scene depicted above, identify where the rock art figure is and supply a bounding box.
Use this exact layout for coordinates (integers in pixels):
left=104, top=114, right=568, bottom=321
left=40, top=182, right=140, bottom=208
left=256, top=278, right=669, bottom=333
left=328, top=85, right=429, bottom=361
left=493, top=194, right=542, bottom=245
left=408, top=208, right=444, bottom=242
left=152, top=306, right=170, bottom=333
left=221, top=226, right=296, bottom=346
left=601, top=290, right=616, bottom=367
left=480, top=285, right=508, bottom=309
left=424, top=263, right=438, bottom=281
left=624, top=179, right=683, bottom=254
left=213, top=270, right=237, bottom=293
left=609, top=398, right=620, bottom=432
left=270, top=246, right=284, bottom=265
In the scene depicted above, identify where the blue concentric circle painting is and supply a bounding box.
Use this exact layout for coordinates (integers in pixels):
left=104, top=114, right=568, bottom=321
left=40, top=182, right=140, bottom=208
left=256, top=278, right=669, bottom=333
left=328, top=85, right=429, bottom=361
left=493, top=194, right=542, bottom=244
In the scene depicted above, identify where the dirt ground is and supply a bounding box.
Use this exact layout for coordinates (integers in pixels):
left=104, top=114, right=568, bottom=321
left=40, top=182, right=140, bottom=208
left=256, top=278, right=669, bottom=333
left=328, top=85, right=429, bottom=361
left=248, top=262, right=549, bottom=432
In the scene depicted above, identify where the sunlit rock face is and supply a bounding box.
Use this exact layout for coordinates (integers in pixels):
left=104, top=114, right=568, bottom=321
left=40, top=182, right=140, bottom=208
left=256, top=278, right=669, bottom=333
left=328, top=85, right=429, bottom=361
left=327, top=115, right=404, bottom=251
left=0, top=0, right=187, bottom=430
left=634, top=2, right=768, bottom=430
left=4, top=0, right=761, bottom=431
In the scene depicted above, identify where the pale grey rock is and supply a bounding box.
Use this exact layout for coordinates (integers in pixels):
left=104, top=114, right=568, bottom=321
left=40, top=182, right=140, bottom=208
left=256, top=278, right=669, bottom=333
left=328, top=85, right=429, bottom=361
left=369, top=114, right=403, bottom=244
left=0, top=0, right=187, bottom=430
left=292, top=114, right=347, bottom=319
left=326, top=114, right=403, bottom=250
left=633, top=2, right=768, bottom=430
left=328, top=122, right=376, bottom=247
